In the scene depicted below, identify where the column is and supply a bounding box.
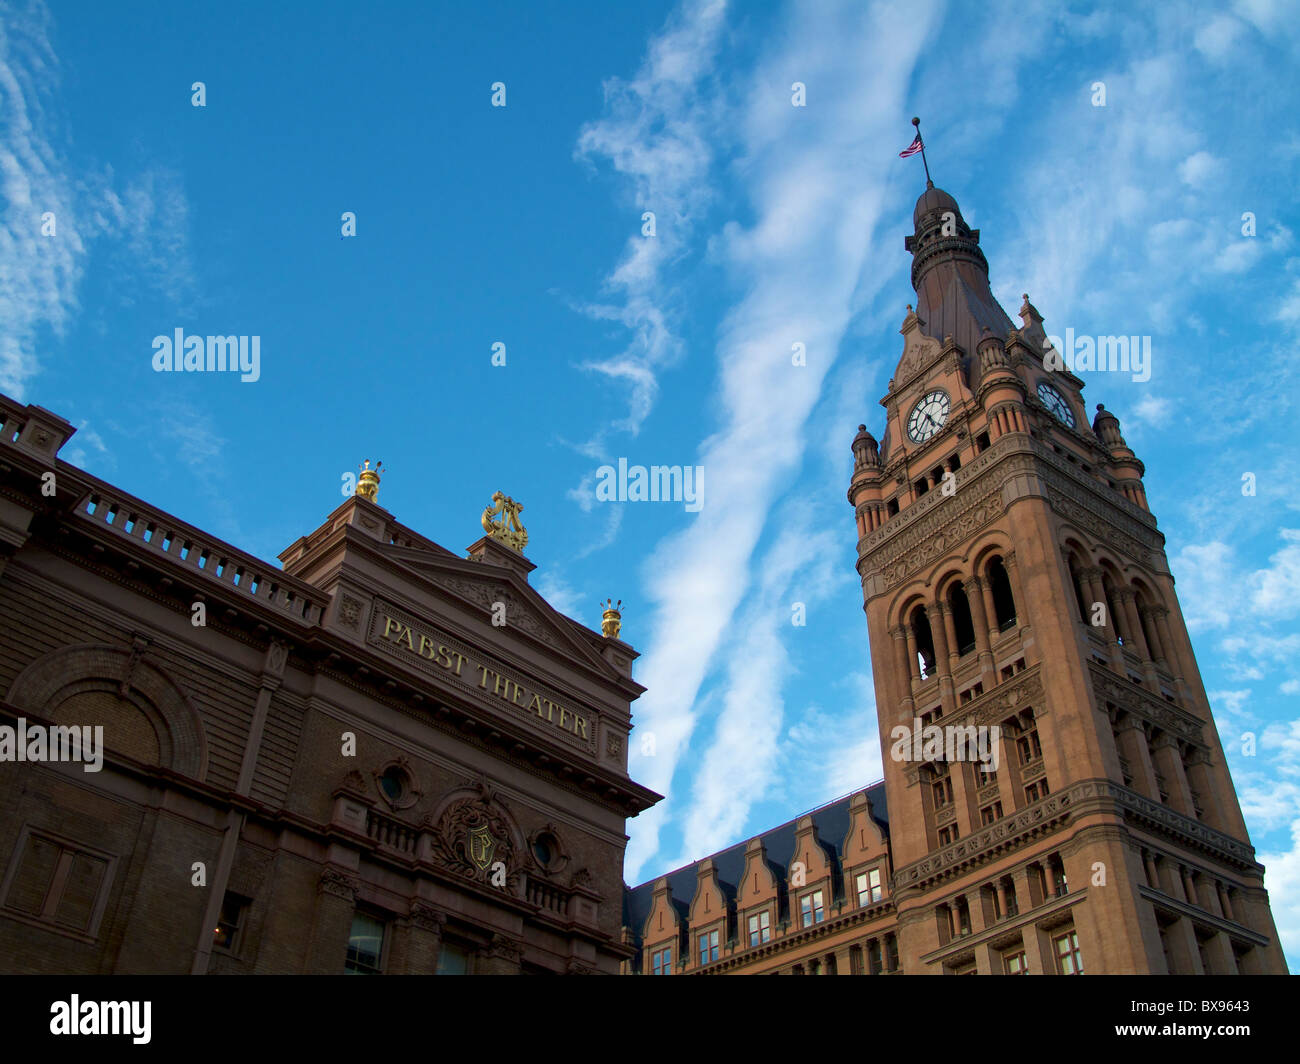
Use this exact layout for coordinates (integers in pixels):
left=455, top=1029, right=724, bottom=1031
left=929, top=603, right=955, bottom=714
left=1153, top=607, right=1184, bottom=681
left=1001, top=551, right=1026, bottom=631
left=979, top=577, right=1000, bottom=647
left=1217, top=884, right=1235, bottom=923
left=306, top=866, right=360, bottom=975
left=938, top=599, right=960, bottom=672
left=1150, top=733, right=1195, bottom=817
left=904, top=624, right=921, bottom=686
left=482, top=933, right=523, bottom=975
left=892, top=625, right=916, bottom=711
left=1163, top=918, right=1204, bottom=974
left=1138, top=604, right=1166, bottom=664
left=1184, top=751, right=1225, bottom=828
left=1200, top=932, right=1238, bottom=975
left=1116, top=588, right=1150, bottom=660
left=406, top=902, right=446, bottom=973
left=1141, top=850, right=1159, bottom=890
left=966, top=577, right=995, bottom=679
left=996, top=879, right=1013, bottom=919
left=1115, top=716, right=1159, bottom=798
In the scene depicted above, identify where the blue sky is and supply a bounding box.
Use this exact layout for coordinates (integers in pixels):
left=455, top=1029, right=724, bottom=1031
left=3, top=0, right=1300, bottom=967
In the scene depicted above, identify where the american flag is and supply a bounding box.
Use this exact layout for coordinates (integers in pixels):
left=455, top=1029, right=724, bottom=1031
left=899, top=133, right=924, bottom=158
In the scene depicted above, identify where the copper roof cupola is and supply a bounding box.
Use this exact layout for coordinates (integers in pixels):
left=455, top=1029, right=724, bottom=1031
left=904, top=185, right=1014, bottom=360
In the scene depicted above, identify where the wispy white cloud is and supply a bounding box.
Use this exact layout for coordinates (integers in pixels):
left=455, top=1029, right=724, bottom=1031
left=569, top=0, right=728, bottom=458
left=0, top=0, right=196, bottom=399
left=620, top=0, right=943, bottom=880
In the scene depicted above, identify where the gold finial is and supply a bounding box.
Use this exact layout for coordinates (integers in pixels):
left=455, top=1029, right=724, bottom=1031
left=600, top=598, right=623, bottom=640
left=356, top=459, right=383, bottom=502
left=481, top=491, right=528, bottom=553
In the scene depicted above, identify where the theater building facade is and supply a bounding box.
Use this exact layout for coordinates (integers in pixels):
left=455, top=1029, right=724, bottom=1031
left=621, top=184, right=1288, bottom=975
left=0, top=399, right=659, bottom=974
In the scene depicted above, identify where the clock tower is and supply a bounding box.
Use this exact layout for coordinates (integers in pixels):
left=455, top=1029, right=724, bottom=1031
left=846, top=182, right=1288, bottom=974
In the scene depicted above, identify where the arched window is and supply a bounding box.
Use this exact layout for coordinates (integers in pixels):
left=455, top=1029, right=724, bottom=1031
left=911, top=606, right=937, bottom=679
left=988, top=557, right=1017, bottom=631
left=948, top=583, right=976, bottom=656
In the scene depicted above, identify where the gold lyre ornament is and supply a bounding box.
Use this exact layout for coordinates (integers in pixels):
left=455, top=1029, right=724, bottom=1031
left=600, top=598, right=623, bottom=640
left=356, top=460, right=383, bottom=502
left=481, top=491, right=528, bottom=553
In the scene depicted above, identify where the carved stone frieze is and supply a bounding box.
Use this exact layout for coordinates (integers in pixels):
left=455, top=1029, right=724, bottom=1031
left=409, top=902, right=447, bottom=935
left=438, top=576, right=565, bottom=652
left=1089, top=663, right=1204, bottom=746
left=318, top=866, right=360, bottom=902
left=1021, top=758, right=1046, bottom=783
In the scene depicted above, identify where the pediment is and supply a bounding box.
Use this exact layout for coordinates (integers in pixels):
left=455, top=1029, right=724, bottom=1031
left=378, top=544, right=618, bottom=681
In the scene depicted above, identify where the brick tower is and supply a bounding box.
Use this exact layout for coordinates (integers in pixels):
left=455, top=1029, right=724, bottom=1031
left=846, top=181, right=1288, bottom=974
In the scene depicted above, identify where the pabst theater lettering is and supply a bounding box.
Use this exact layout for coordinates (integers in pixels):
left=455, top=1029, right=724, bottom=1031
left=375, top=612, right=589, bottom=741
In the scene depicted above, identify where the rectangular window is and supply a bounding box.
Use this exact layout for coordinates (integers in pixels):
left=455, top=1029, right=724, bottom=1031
left=747, top=910, right=771, bottom=946
left=698, top=928, right=719, bottom=964
left=650, top=946, right=672, bottom=975
left=344, top=913, right=386, bottom=975
left=2, top=828, right=114, bottom=940
left=937, top=825, right=959, bottom=847
left=799, top=889, right=825, bottom=927
left=1005, top=949, right=1028, bottom=975
left=932, top=777, right=953, bottom=808
left=856, top=867, right=883, bottom=907
left=1025, top=780, right=1049, bottom=804
left=1017, top=729, right=1042, bottom=764
left=213, top=892, right=251, bottom=953
left=980, top=802, right=1003, bottom=825
left=435, top=942, right=469, bottom=975
left=1055, top=930, right=1084, bottom=975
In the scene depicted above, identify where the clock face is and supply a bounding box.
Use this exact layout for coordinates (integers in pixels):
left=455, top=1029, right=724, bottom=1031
left=907, top=391, right=950, bottom=443
left=1037, top=382, right=1076, bottom=428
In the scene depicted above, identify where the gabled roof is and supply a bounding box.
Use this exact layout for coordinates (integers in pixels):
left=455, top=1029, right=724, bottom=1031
left=378, top=542, right=630, bottom=686
left=622, top=782, right=888, bottom=945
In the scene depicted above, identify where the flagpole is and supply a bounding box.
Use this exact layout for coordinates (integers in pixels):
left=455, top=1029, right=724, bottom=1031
left=912, top=116, right=933, bottom=187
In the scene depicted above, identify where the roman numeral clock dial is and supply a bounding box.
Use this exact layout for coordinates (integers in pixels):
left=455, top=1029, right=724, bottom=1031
left=906, top=390, right=950, bottom=443
left=1036, top=382, right=1076, bottom=428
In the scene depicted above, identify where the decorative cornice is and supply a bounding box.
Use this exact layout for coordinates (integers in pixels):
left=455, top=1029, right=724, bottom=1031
left=893, top=777, right=1259, bottom=894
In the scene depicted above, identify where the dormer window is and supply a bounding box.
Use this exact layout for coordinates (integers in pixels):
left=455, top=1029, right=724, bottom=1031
left=799, top=889, right=826, bottom=927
